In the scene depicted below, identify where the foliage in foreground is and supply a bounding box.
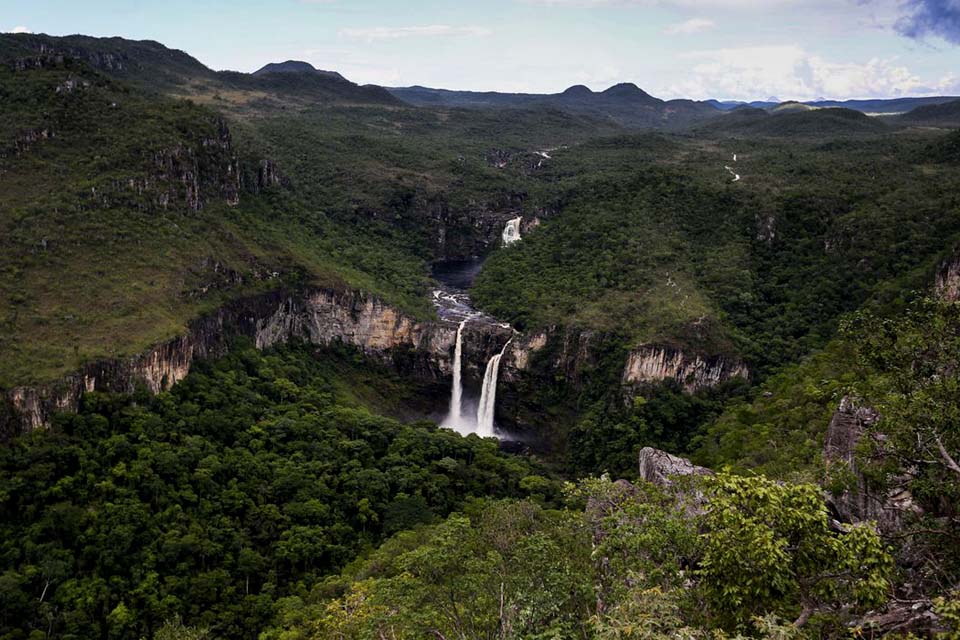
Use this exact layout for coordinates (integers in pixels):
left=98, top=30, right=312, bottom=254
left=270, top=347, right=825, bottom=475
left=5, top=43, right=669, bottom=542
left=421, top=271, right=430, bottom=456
left=266, top=475, right=891, bottom=639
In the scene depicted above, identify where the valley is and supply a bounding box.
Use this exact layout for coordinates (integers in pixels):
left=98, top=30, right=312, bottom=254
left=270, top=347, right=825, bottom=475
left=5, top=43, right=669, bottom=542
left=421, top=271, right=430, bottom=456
left=2, top=29, right=960, bottom=640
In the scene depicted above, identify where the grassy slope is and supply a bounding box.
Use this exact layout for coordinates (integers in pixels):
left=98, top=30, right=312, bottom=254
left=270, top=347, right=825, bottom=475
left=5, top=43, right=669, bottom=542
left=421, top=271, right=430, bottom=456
left=0, top=62, right=366, bottom=386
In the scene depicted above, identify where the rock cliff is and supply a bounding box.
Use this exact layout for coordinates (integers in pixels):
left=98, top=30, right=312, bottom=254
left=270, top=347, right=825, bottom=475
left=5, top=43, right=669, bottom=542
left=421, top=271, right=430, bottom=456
left=935, top=253, right=960, bottom=302
left=2, top=287, right=509, bottom=435
left=622, top=345, right=748, bottom=393
left=495, top=329, right=746, bottom=440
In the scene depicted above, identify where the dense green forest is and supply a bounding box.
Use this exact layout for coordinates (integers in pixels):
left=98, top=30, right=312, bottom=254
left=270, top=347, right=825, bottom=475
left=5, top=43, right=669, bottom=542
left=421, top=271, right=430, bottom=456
left=0, top=344, right=558, bottom=639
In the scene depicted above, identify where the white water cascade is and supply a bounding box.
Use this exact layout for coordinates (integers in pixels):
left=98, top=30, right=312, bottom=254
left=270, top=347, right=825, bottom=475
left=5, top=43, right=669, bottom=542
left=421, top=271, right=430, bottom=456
left=502, top=217, right=522, bottom=246
left=476, top=339, right=512, bottom=437
left=446, top=318, right=469, bottom=427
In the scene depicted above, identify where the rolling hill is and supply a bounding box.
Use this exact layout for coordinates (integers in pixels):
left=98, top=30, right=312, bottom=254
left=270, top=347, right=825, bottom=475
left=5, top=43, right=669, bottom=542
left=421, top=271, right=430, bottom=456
left=699, top=106, right=888, bottom=137
left=389, top=82, right=720, bottom=129
left=898, top=98, right=960, bottom=126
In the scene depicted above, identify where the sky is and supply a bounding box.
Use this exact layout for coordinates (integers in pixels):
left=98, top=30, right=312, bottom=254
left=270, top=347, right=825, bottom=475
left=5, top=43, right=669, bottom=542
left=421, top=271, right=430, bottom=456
left=2, top=0, right=960, bottom=101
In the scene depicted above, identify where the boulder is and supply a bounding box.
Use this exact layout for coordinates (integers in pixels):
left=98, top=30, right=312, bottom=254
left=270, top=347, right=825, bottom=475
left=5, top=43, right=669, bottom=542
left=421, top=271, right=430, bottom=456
left=638, top=446, right=714, bottom=487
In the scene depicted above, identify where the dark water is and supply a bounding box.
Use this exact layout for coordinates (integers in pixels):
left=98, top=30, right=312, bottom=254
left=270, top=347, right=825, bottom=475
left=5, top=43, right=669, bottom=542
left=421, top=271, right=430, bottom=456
left=431, top=258, right=485, bottom=291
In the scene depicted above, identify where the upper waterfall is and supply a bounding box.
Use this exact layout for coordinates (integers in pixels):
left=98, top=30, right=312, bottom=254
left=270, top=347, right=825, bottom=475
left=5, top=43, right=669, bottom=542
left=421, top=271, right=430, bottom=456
left=502, top=217, right=522, bottom=246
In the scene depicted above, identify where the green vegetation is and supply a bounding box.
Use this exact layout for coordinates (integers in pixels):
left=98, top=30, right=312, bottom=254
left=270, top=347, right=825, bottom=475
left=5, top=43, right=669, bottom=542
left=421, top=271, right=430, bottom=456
left=0, top=343, right=555, bottom=639
left=476, top=130, right=960, bottom=377
left=264, top=475, right=890, bottom=639
left=0, top=37, right=615, bottom=388
left=4, top=31, right=960, bottom=639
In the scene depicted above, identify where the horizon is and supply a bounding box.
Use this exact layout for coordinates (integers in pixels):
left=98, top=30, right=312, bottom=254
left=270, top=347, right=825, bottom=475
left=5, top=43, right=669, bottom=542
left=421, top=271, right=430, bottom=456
left=3, top=0, right=960, bottom=102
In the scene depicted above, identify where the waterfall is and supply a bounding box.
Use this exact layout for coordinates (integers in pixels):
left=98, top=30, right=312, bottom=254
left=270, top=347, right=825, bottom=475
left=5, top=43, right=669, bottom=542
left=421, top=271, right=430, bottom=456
left=502, top=217, right=522, bottom=246
left=447, top=318, right=468, bottom=425
left=476, top=339, right=512, bottom=437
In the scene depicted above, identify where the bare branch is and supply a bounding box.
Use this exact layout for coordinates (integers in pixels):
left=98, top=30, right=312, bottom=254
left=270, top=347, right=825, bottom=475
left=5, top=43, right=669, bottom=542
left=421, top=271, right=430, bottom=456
left=934, top=434, right=960, bottom=478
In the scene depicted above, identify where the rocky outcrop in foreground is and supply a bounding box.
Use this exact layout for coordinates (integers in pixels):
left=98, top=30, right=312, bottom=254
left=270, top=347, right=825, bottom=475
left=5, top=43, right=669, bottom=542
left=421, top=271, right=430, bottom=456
left=638, top=446, right=714, bottom=487
left=823, top=396, right=920, bottom=533
left=935, top=253, right=960, bottom=302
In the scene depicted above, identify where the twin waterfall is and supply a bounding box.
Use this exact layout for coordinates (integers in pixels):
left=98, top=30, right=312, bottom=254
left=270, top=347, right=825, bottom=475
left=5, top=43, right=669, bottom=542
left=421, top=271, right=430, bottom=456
left=442, top=319, right=511, bottom=438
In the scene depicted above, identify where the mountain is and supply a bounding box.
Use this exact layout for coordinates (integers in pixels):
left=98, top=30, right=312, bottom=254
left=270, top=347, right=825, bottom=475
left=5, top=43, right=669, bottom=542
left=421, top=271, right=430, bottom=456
left=389, top=82, right=719, bottom=129
left=771, top=101, right=816, bottom=113
left=5, top=29, right=960, bottom=640
left=1, top=33, right=398, bottom=107
left=561, top=84, right=594, bottom=98
left=252, top=59, right=347, bottom=82
left=0, top=32, right=613, bottom=391
left=599, top=82, right=659, bottom=103
left=705, top=99, right=781, bottom=111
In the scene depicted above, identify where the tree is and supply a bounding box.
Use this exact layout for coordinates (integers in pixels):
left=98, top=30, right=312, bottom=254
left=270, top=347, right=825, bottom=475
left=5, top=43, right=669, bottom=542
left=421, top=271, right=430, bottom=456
left=698, top=474, right=891, bottom=630
left=846, top=299, right=960, bottom=509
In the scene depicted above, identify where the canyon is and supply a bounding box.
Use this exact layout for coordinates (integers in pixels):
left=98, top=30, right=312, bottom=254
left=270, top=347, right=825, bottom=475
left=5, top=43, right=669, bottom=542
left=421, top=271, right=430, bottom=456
left=3, top=278, right=748, bottom=440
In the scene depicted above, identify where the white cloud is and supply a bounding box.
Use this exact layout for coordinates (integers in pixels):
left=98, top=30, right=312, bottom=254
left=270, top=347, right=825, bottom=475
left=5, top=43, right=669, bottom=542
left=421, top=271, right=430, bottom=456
left=663, top=44, right=959, bottom=100
left=339, top=25, right=493, bottom=41
left=663, top=18, right=715, bottom=34
left=9, top=26, right=31, bottom=34
left=520, top=0, right=800, bottom=7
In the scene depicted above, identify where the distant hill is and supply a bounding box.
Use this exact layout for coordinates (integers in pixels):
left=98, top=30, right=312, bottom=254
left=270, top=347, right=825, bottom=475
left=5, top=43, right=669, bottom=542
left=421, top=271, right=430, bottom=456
left=772, top=101, right=816, bottom=113
left=0, top=33, right=398, bottom=106
left=0, top=33, right=214, bottom=91
left=253, top=60, right=347, bottom=82
left=898, top=99, right=960, bottom=126
left=705, top=99, right=779, bottom=111
left=389, top=82, right=719, bottom=129
left=700, top=107, right=887, bottom=138
left=706, top=96, right=960, bottom=115
left=811, top=96, right=960, bottom=114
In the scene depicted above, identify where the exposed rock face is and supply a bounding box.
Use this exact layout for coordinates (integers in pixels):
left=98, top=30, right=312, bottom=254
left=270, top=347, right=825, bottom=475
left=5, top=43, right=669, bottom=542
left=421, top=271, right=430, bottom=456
left=502, top=329, right=600, bottom=385
left=150, top=116, right=250, bottom=212
left=254, top=159, right=286, bottom=193
left=497, top=330, right=745, bottom=439
left=824, top=396, right=919, bottom=533
left=485, top=149, right=512, bottom=169
left=622, top=345, right=748, bottom=392
left=756, top=214, right=776, bottom=243
left=2, top=287, right=508, bottom=434
left=935, top=254, right=960, bottom=301
left=252, top=290, right=456, bottom=358
left=638, top=446, right=714, bottom=516
left=638, top=446, right=714, bottom=487
left=13, top=127, right=54, bottom=155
